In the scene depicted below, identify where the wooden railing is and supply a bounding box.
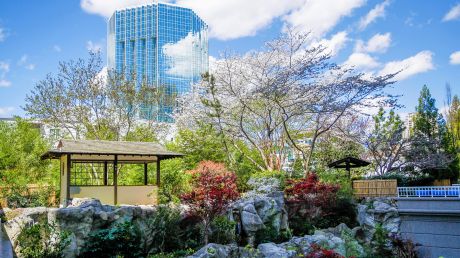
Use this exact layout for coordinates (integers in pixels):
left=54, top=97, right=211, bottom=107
left=353, top=179, right=397, bottom=198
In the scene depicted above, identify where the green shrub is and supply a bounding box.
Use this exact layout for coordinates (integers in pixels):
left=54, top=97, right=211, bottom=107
left=371, top=224, right=392, bottom=258
left=16, top=218, right=70, bottom=258
left=250, top=170, right=286, bottom=190
left=1, top=184, right=57, bottom=208
left=144, top=206, right=184, bottom=254
left=255, top=224, right=292, bottom=245
left=341, top=228, right=363, bottom=258
left=366, top=173, right=434, bottom=187
left=209, top=216, right=236, bottom=245
left=80, top=221, right=142, bottom=258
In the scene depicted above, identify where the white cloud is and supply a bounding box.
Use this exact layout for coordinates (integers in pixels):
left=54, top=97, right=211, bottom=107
left=53, top=45, right=62, bottom=52
left=163, top=32, right=206, bottom=77
left=0, top=61, right=10, bottom=73
left=379, top=51, right=434, bottom=81
left=0, top=107, right=14, bottom=116
left=355, top=32, right=391, bottom=53
left=81, top=0, right=364, bottom=41
left=0, top=80, right=11, bottom=87
left=0, top=61, right=11, bottom=87
left=17, top=55, right=36, bottom=70
left=177, top=0, right=304, bottom=40
left=450, top=51, right=460, bottom=65
left=344, top=52, right=380, bottom=70
left=25, top=64, right=35, bottom=70
left=443, top=3, right=460, bottom=21
left=0, top=26, right=6, bottom=42
left=359, top=0, right=391, bottom=30
left=86, top=40, right=103, bottom=52
left=80, top=0, right=156, bottom=18
left=311, top=31, right=349, bottom=57
left=283, top=0, right=365, bottom=37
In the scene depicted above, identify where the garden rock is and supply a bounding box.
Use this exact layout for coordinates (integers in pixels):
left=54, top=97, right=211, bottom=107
left=357, top=197, right=401, bottom=242
left=188, top=243, right=238, bottom=258
left=257, top=243, right=292, bottom=258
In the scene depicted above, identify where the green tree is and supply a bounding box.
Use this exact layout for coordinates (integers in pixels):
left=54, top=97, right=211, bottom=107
left=408, top=85, right=455, bottom=179
left=366, top=107, right=409, bottom=176
left=0, top=118, right=56, bottom=185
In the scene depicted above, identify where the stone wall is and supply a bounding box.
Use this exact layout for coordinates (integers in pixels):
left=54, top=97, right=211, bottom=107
left=2, top=195, right=401, bottom=258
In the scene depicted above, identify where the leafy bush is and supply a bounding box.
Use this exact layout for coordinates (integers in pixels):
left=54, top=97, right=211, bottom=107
left=209, top=215, right=236, bottom=245
left=255, top=223, right=292, bottom=245
left=158, top=159, right=191, bottom=204
left=80, top=221, right=142, bottom=258
left=366, top=172, right=434, bottom=187
left=16, top=218, right=70, bottom=258
left=341, top=227, right=363, bottom=258
left=371, top=223, right=392, bottom=258
left=2, top=184, right=57, bottom=208
left=390, top=234, right=419, bottom=258
left=249, top=170, right=286, bottom=190
left=144, top=205, right=184, bottom=254
left=305, top=244, right=345, bottom=258
left=181, top=161, right=239, bottom=244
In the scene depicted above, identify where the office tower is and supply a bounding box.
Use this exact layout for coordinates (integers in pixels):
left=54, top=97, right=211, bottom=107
left=108, top=3, right=208, bottom=122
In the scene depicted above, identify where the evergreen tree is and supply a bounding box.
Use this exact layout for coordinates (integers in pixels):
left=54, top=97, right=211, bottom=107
left=408, top=85, right=455, bottom=179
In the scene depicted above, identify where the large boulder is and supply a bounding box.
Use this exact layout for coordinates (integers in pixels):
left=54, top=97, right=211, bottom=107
left=357, top=197, right=401, bottom=243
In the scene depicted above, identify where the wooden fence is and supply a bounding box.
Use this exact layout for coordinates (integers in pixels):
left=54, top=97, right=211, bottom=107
left=0, top=184, right=57, bottom=208
left=433, top=179, right=451, bottom=186
left=353, top=179, right=397, bottom=198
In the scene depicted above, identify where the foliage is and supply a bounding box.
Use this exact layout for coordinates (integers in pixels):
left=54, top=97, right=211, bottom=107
left=255, top=224, right=292, bottom=245
left=366, top=172, right=434, bottom=187
left=341, top=227, right=363, bottom=258
left=305, top=244, right=345, bottom=258
left=168, top=123, right=228, bottom=170
left=16, top=218, right=70, bottom=258
left=285, top=173, right=339, bottom=207
left=158, top=159, right=191, bottom=204
left=177, top=29, right=396, bottom=173
left=181, top=161, right=240, bottom=244
left=209, top=215, right=237, bottom=245
left=1, top=184, right=57, bottom=208
left=285, top=173, right=356, bottom=234
left=24, top=52, right=169, bottom=141
left=148, top=249, right=195, bottom=258
left=80, top=221, right=142, bottom=258
left=406, top=85, right=455, bottom=179
left=0, top=118, right=56, bottom=185
left=144, top=205, right=185, bottom=254
left=390, top=234, right=419, bottom=258
left=366, top=107, right=409, bottom=176
left=371, top=223, right=392, bottom=258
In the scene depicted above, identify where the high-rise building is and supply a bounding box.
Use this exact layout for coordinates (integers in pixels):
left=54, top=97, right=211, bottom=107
left=108, top=2, right=208, bottom=122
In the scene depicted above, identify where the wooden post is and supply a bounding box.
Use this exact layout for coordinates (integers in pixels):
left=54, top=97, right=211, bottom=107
left=66, top=154, right=71, bottom=205
left=156, top=158, right=160, bottom=187
left=144, top=163, right=148, bottom=185
left=104, top=161, right=108, bottom=186
left=114, top=155, right=118, bottom=205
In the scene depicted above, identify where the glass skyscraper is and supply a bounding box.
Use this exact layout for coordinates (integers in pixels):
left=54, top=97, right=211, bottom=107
left=108, top=3, right=208, bottom=122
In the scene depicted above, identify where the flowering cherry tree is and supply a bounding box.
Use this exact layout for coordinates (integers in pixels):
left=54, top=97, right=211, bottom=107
left=181, top=161, right=240, bottom=244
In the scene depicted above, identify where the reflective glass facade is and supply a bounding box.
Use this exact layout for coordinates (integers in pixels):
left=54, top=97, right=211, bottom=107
left=108, top=3, right=208, bottom=122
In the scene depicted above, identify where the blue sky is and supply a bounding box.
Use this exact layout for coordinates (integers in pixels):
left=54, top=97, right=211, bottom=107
left=0, top=0, right=459, bottom=118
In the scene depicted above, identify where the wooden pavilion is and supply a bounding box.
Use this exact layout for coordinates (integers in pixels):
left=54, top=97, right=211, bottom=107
left=328, top=156, right=371, bottom=179
left=42, top=140, right=183, bottom=206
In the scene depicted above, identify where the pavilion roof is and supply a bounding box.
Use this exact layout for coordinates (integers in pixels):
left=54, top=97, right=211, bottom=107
left=41, top=139, right=183, bottom=160
left=328, top=156, right=371, bottom=169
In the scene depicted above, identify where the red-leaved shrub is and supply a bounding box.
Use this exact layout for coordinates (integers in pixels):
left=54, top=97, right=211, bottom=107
left=181, top=161, right=239, bottom=244
left=284, top=173, right=341, bottom=235
left=305, top=244, right=345, bottom=258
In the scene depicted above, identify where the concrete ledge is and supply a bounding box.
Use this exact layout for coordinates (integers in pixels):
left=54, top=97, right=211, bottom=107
left=395, top=197, right=460, bottom=201
left=398, top=209, right=460, bottom=216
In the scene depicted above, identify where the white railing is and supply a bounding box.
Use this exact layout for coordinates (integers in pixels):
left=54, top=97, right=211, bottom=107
left=398, top=186, right=460, bottom=198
